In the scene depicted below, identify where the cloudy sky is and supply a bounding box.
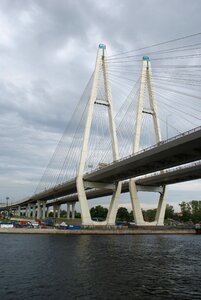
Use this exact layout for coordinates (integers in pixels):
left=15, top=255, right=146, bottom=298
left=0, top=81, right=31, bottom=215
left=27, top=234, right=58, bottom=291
left=0, top=0, right=200, bottom=210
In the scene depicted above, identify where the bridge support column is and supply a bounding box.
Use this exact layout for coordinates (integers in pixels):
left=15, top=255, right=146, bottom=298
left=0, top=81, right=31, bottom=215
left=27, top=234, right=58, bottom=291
left=155, top=186, right=167, bottom=225
left=32, top=204, right=36, bottom=218
left=42, top=201, right=46, bottom=219
left=57, top=205, right=61, bottom=218
left=72, top=203, right=75, bottom=220
left=17, top=206, right=21, bottom=217
left=77, top=177, right=93, bottom=225
left=46, top=206, right=49, bottom=218
left=129, top=183, right=167, bottom=226
left=27, top=203, right=31, bottom=218
left=129, top=179, right=145, bottom=225
left=106, top=182, right=122, bottom=225
left=36, top=200, right=41, bottom=219
left=53, top=205, right=56, bottom=218
left=25, top=205, right=28, bottom=217
left=67, top=203, right=70, bottom=219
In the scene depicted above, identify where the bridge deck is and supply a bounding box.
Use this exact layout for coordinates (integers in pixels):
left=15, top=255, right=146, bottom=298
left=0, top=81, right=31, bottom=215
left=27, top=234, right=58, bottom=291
left=84, top=127, right=201, bottom=183
left=33, top=127, right=201, bottom=203
left=45, top=162, right=201, bottom=206
left=5, top=162, right=201, bottom=209
left=2, top=127, right=201, bottom=209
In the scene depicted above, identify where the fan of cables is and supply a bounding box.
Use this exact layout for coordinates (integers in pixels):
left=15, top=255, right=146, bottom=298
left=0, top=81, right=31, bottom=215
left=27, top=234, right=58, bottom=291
left=36, top=32, right=201, bottom=193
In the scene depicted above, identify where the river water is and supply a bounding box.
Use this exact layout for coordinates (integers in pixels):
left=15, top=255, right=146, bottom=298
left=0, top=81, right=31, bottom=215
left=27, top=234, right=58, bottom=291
left=0, top=234, right=201, bottom=300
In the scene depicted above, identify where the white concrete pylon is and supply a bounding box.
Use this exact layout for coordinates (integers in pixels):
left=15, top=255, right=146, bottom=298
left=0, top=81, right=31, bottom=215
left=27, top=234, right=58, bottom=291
left=76, top=44, right=121, bottom=226
left=72, top=203, right=75, bottom=219
left=102, top=45, right=122, bottom=225
left=46, top=206, right=49, bottom=217
left=57, top=205, right=61, bottom=218
left=27, top=203, right=31, bottom=218
left=106, top=182, right=122, bottom=225
left=129, top=179, right=144, bottom=225
left=155, top=186, right=167, bottom=225
left=67, top=203, right=70, bottom=219
left=53, top=205, right=56, bottom=218
left=32, top=204, right=36, bottom=218
left=25, top=205, right=28, bottom=217
left=17, top=205, right=21, bottom=217
left=42, top=201, right=46, bottom=219
left=36, top=200, right=41, bottom=219
left=129, top=56, right=166, bottom=226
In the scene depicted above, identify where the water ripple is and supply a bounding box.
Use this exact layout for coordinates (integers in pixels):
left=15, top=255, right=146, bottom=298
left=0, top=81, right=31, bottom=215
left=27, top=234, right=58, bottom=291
left=0, top=234, right=201, bottom=299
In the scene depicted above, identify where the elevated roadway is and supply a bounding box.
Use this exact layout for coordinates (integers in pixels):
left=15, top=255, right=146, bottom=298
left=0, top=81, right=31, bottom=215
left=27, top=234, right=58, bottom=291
left=2, top=126, right=201, bottom=210
left=5, top=161, right=201, bottom=210
left=45, top=162, right=201, bottom=206
left=32, top=126, right=201, bottom=202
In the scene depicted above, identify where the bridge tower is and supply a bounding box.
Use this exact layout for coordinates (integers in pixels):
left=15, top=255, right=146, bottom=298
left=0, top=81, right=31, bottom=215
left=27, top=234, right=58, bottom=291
left=129, top=56, right=166, bottom=226
left=76, top=44, right=122, bottom=225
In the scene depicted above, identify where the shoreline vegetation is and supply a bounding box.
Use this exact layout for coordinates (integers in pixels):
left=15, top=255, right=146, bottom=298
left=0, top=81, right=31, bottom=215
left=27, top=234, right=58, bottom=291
left=2, top=200, right=201, bottom=225
left=1, top=201, right=201, bottom=235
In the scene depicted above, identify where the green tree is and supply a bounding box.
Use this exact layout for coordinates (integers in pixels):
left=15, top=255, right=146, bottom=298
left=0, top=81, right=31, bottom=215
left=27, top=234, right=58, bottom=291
left=49, top=211, right=53, bottom=217
left=142, top=204, right=176, bottom=222
left=165, top=204, right=175, bottom=219
left=190, top=200, right=201, bottom=223
left=116, top=207, right=130, bottom=221
left=75, top=211, right=81, bottom=218
left=179, top=201, right=192, bottom=222
left=129, top=210, right=134, bottom=222
left=142, top=209, right=156, bottom=222
left=60, top=210, right=67, bottom=218
left=90, top=205, right=108, bottom=220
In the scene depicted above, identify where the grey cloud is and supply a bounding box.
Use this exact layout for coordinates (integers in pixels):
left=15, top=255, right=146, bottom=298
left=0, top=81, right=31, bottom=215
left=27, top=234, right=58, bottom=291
left=0, top=0, right=200, bottom=204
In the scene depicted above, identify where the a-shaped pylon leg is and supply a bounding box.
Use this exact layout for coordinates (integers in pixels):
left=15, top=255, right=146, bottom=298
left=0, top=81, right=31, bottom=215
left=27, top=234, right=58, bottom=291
left=129, top=179, right=145, bottom=225
left=129, top=180, right=167, bottom=226
left=76, top=176, right=93, bottom=225
left=155, top=186, right=167, bottom=225
left=106, top=182, right=122, bottom=225
left=77, top=178, right=122, bottom=226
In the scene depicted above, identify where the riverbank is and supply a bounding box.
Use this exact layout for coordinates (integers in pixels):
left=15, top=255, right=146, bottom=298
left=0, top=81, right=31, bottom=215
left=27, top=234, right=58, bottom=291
left=0, top=228, right=198, bottom=235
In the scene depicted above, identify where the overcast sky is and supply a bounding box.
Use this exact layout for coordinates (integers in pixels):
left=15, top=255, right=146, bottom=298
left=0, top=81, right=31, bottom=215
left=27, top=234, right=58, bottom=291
left=0, top=0, right=200, bottom=210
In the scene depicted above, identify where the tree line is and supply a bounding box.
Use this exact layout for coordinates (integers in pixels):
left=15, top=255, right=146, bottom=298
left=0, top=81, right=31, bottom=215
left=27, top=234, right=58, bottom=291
left=45, top=200, right=201, bottom=223
left=90, top=200, right=201, bottom=223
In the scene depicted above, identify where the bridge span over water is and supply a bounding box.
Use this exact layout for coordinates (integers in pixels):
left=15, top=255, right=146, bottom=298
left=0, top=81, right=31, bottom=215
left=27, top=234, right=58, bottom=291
left=1, top=44, right=201, bottom=226
left=25, top=126, right=201, bottom=203
left=1, top=127, right=201, bottom=222
left=45, top=161, right=201, bottom=206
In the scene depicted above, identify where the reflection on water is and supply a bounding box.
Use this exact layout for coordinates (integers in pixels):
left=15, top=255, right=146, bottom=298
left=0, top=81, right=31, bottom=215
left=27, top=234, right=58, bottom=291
left=0, top=234, right=201, bottom=300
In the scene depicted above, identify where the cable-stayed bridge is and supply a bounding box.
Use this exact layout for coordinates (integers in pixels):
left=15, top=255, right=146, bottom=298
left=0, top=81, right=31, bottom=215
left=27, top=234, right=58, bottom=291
left=1, top=34, right=201, bottom=226
left=3, top=126, right=201, bottom=225
left=4, top=129, right=201, bottom=202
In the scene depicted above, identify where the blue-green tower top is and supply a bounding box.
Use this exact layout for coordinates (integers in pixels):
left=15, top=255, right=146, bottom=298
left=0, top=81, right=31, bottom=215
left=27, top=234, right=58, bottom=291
left=143, top=56, right=150, bottom=61
left=99, top=44, right=106, bottom=49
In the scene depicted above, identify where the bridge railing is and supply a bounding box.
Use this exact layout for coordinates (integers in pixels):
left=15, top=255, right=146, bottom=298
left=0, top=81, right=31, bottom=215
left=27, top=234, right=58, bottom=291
left=136, top=161, right=201, bottom=181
